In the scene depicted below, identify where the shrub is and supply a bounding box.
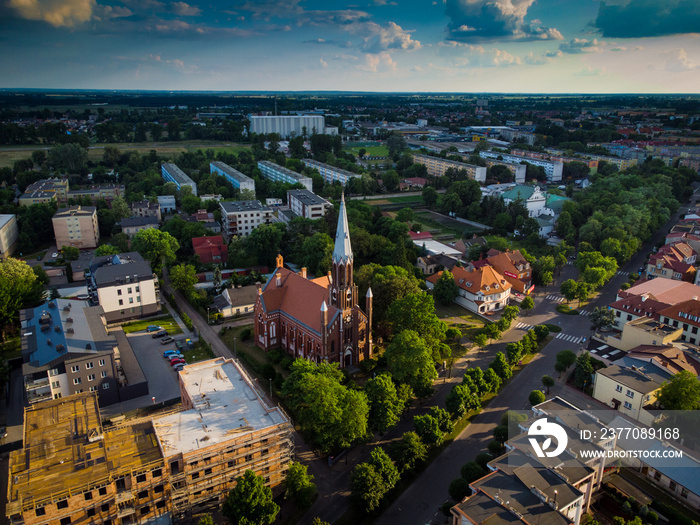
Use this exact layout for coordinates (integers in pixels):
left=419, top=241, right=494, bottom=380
left=360, top=358, right=378, bottom=374
left=528, top=390, right=545, bottom=406
left=240, top=328, right=252, bottom=341
left=440, top=501, right=453, bottom=516
left=544, top=323, right=562, bottom=333
left=620, top=282, right=631, bottom=290
left=268, top=347, right=286, bottom=364
left=533, top=325, right=550, bottom=341
left=556, top=304, right=579, bottom=315
left=181, top=312, right=193, bottom=331
left=262, top=363, right=276, bottom=380
left=448, top=478, right=470, bottom=502
left=475, top=452, right=492, bottom=470
left=280, top=357, right=294, bottom=371
left=460, top=461, right=485, bottom=483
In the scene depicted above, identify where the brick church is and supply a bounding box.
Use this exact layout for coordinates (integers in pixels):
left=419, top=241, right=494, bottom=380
left=253, top=195, right=373, bottom=367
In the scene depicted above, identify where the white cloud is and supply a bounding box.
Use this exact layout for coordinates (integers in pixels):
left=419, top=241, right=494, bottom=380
left=171, top=2, right=201, bottom=16
left=360, top=21, right=422, bottom=53
left=357, top=51, right=397, bottom=72
left=559, top=38, right=603, bottom=54
left=663, top=48, right=697, bottom=72
left=8, top=0, right=95, bottom=27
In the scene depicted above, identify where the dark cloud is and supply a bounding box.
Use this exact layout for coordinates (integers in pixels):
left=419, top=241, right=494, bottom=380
left=558, top=38, right=601, bottom=54
left=444, top=0, right=562, bottom=42
left=595, top=0, right=700, bottom=38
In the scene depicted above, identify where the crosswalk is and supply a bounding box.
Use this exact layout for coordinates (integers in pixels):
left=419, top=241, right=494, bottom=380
left=515, top=322, right=533, bottom=330
left=566, top=260, right=575, bottom=265
left=546, top=295, right=566, bottom=303
left=578, top=309, right=592, bottom=316
left=616, top=271, right=630, bottom=276
left=554, top=333, right=584, bottom=344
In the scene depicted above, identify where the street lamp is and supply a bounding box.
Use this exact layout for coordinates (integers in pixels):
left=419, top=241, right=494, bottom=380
left=207, top=307, right=210, bottom=324
left=269, top=378, right=273, bottom=398
left=233, top=337, right=237, bottom=360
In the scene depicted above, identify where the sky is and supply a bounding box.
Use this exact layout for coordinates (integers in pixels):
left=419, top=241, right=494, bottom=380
left=1, top=0, right=699, bottom=93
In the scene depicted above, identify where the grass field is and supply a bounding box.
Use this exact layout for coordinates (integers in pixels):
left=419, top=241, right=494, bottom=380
left=387, top=195, right=423, bottom=203
left=121, top=314, right=183, bottom=335
left=0, top=141, right=251, bottom=168
left=346, top=145, right=389, bottom=157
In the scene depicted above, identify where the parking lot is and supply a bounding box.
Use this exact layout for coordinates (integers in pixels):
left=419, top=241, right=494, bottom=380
left=126, top=330, right=188, bottom=404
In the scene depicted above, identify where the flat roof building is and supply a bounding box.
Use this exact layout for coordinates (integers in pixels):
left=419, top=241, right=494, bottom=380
left=413, top=153, right=486, bottom=182
left=219, top=200, right=273, bottom=238
left=18, top=178, right=69, bottom=206
left=480, top=151, right=563, bottom=182
left=286, top=189, right=332, bottom=221
left=210, top=161, right=255, bottom=194
left=257, top=161, right=313, bottom=192
left=52, top=205, right=100, bottom=249
left=161, top=163, right=197, bottom=196
left=301, top=159, right=362, bottom=186
left=249, top=114, right=325, bottom=139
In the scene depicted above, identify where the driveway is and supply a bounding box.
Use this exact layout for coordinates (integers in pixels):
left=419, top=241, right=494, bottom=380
left=125, top=331, right=184, bottom=404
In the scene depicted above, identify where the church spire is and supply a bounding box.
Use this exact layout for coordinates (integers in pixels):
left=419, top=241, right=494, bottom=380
left=332, top=193, right=353, bottom=264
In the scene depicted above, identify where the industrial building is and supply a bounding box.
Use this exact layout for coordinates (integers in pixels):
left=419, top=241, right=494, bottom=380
left=249, top=114, right=325, bottom=139
left=413, top=153, right=486, bottom=183
left=161, top=163, right=197, bottom=196
left=257, top=161, right=313, bottom=192
left=301, top=159, right=362, bottom=186
left=210, top=161, right=256, bottom=195
left=6, top=358, right=294, bottom=525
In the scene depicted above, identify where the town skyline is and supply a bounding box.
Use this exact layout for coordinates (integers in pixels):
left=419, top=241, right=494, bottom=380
left=1, top=0, right=699, bottom=94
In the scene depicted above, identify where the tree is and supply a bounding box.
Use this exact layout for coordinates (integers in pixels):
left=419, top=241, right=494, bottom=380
left=132, top=228, right=179, bottom=268
left=433, top=270, right=459, bottom=306
left=472, top=333, right=488, bottom=351
left=657, top=371, right=700, bottom=410
left=47, top=143, right=87, bottom=173
left=529, top=390, right=546, bottom=406
left=520, top=296, right=534, bottom=315
left=460, top=461, right=485, bottom=484
left=386, top=292, right=447, bottom=357
left=0, top=258, right=44, bottom=340
left=246, top=224, right=285, bottom=267
left=575, top=282, right=590, bottom=306
left=385, top=330, right=438, bottom=397
left=110, top=196, right=130, bottom=220
left=448, top=478, right=470, bottom=502
left=95, top=244, right=121, bottom=256
left=170, top=264, right=198, bottom=294
left=396, top=208, right=414, bottom=223
left=365, top=373, right=402, bottom=433
left=590, top=306, right=615, bottom=332
left=61, top=246, right=79, bottom=261
left=446, top=382, right=480, bottom=417
left=422, top=186, right=438, bottom=208
left=389, top=431, right=427, bottom=473
left=573, top=352, right=594, bottom=390
left=284, top=461, right=317, bottom=508
left=386, top=133, right=407, bottom=159
left=413, top=413, right=443, bottom=445
left=483, top=368, right=502, bottom=393
left=222, top=470, right=279, bottom=525
left=556, top=350, right=577, bottom=369
left=560, top=279, right=578, bottom=303
left=351, top=448, right=399, bottom=513
left=489, top=352, right=512, bottom=380
left=542, top=375, right=555, bottom=394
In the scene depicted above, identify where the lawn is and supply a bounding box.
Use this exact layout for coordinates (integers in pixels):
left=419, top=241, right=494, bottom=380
left=182, top=339, right=215, bottom=363
left=346, top=145, right=388, bottom=157
left=121, top=314, right=183, bottom=335
left=387, top=195, right=424, bottom=204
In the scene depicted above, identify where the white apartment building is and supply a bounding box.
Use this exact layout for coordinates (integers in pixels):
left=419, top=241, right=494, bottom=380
left=413, top=153, right=487, bottom=183
left=480, top=151, right=563, bottom=182
left=257, top=161, right=313, bottom=192
left=301, top=159, right=363, bottom=186
left=287, top=189, right=332, bottom=220
left=52, top=206, right=100, bottom=249
left=249, top=115, right=325, bottom=139
left=86, top=252, right=160, bottom=323
left=219, top=200, right=273, bottom=238
left=0, top=214, right=18, bottom=259
left=210, top=161, right=256, bottom=194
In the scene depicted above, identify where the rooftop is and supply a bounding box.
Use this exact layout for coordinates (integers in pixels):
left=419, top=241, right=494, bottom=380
left=258, top=160, right=311, bottom=182
left=620, top=279, right=700, bottom=305
left=220, top=200, right=271, bottom=213
left=0, top=214, right=15, bottom=228
left=120, top=216, right=159, bottom=227
left=302, top=159, right=362, bottom=179
left=287, top=189, right=331, bottom=206
left=7, top=394, right=162, bottom=513
left=162, top=162, right=195, bottom=185
left=596, top=363, right=669, bottom=394
left=211, top=161, right=254, bottom=184
left=53, top=205, right=96, bottom=217
left=90, top=252, right=154, bottom=286
left=152, top=358, right=288, bottom=457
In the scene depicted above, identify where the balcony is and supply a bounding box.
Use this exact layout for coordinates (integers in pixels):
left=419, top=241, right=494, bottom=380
left=25, top=377, right=49, bottom=390
left=117, top=506, right=136, bottom=519
left=115, top=491, right=134, bottom=504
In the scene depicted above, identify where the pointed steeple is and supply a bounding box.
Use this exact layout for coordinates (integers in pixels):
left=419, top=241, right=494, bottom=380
left=332, top=193, right=353, bottom=264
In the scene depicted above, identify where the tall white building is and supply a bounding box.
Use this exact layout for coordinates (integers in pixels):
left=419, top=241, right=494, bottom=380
left=249, top=115, right=325, bottom=139
left=210, top=161, right=256, bottom=195
left=257, top=161, right=313, bottom=192
left=219, top=200, right=273, bottom=238
left=301, top=159, right=363, bottom=186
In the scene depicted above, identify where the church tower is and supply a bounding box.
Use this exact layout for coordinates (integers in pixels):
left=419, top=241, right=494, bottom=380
left=330, top=193, right=358, bottom=310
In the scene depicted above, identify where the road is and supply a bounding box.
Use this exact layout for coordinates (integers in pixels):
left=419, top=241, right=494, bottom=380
left=374, top=204, right=689, bottom=525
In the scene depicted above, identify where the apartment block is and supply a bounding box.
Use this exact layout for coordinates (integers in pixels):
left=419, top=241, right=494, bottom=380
left=257, top=161, right=313, bottom=192
left=130, top=200, right=162, bottom=223
left=479, top=157, right=527, bottom=183
left=67, top=184, right=124, bottom=204
left=6, top=394, right=169, bottom=525
left=301, top=159, right=362, bottom=186
left=20, top=299, right=121, bottom=406
left=152, top=358, right=294, bottom=518
left=19, top=178, right=69, bottom=206
left=157, top=195, right=176, bottom=214
left=287, top=189, right=332, bottom=220
left=210, top=161, right=256, bottom=194
left=120, top=216, right=159, bottom=237
left=219, top=200, right=273, bottom=238
left=480, top=151, right=563, bottom=182
left=413, top=153, right=486, bottom=182
left=0, top=214, right=19, bottom=259
left=52, top=205, right=100, bottom=249
left=87, top=252, right=160, bottom=323
left=249, top=114, right=325, bottom=138
left=161, top=163, right=197, bottom=196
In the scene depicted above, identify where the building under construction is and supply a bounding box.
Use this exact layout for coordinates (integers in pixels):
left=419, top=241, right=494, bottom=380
left=7, top=358, right=294, bottom=525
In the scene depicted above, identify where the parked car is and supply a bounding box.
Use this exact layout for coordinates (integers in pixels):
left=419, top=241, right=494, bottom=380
left=163, top=350, right=179, bottom=358
left=152, top=330, right=168, bottom=338
left=175, top=340, right=183, bottom=350
left=167, top=353, right=184, bottom=360
left=0, top=427, right=7, bottom=439
left=52, top=252, right=58, bottom=258
left=36, top=254, right=43, bottom=261
left=146, top=325, right=162, bottom=332
left=160, top=336, right=174, bottom=345
left=170, top=358, right=186, bottom=366
left=173, top=363, right=186, bottom=372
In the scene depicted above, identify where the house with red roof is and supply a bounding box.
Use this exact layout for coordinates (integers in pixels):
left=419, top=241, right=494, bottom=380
left=646, top=242, right=696, bottom=282
left=253, top=195, right=372, bottom=368
left=472, top=249, right=533, bottom=294
left=426, top=264, right=511, bottom=315
left=192, top=235, right=228, bottom=264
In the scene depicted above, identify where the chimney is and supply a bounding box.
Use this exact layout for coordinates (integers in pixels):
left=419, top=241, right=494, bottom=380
left=300, top=267, right=307, bottom=279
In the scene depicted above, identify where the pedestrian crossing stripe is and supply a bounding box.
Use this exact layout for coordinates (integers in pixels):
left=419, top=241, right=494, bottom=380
left=566, top=260, right=575, bottom=265
left=617, top=271, right=629, bottom=275
left=579, top=310, right=591, bottom=316
left=555, top=333, right=583, bottom=344
left=546, top=295, right=565, bottom=302
left=516, top=323, right=533, bottom=330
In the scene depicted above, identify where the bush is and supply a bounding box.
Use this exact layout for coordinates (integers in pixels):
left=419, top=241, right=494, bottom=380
left=460, top=461, right=485, bottom=483
left=240, top=328, right=252, bottom=341
left=268, top=347, right=286, bottom=364
left=650, top=501, right=693, bottom=525
left=440, top=501, right=453, bottom=516
left=528, top=390, right=546, bottom=406
left=360, top=358, right=378, bottom=374
left=448, top=478, right=470, bottom=502
left=556, top=304, right=579, bottom=315
left=181, top=312, right=193, bottom=331
left=262, top=363, right=276, bottom=381
left=544, top=323, right=562, bottom=333
left=533, top=325, right=550, bottom=341
left=620, top=282, right=631, bottom=290
left=475, top=452, right=492, bottom=470
left=281, top=357, right=294, bottom=371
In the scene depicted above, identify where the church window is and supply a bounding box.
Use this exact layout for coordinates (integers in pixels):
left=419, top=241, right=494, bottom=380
left=269, top=323, right=276, bottom=338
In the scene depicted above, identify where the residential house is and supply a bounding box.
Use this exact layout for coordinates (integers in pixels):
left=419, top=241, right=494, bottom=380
left=66, top=184, right=124, bottom=204
left=212, top=285, right=258, bottom=318
left=52, top=206, right=100, bottom=249
left=130, top=200, right=162, bottom=223
left=86, top=252, right=160, bottom=323
left=657, top=299, right=700, bottom=345
left=287, top=189, right=332, bottom=220
left=192, top=236, right=228, bottom=264
left=158, top=195, right=176, bottom=214
left=415, top=254, right=459, bottom=275
left=595, top=316, right=682, bottom=352
left=473, top=249, right=534, bottom=294
left=120, top=216, right=158, bottom=237
left=646, top=242, right=697, bottom=282
left=426, top=264, right=511, bottom=315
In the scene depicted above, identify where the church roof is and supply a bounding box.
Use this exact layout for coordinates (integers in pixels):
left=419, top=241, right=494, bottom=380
left=333, top=193, right=353, bottom=264
left=259, top=268, right=337, bottom=333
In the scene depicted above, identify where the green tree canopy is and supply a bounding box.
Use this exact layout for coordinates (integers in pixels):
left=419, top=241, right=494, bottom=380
left=433, top=270, right=459, bottom=306
left=354, top=264, right=421, bottom=324
left=529, top=390, right=546, bottom=406
left=658, top=371, right=700, bottom=410
left=389, top=431, right=427, bottom=473
left=0, top=258, right=44, bottom=340
left=385, top=330, right=438, bottom=397
left=222, top=470, right=279, bottom=525
left=386, top=292, right=447, bottom=358
left=95, top=244, right=121, bottom=256
left=365, top=373, right=403, bottom=433
left=284, top=461, right=317, bottom=508
left=489, top=352, right=512, bottom=380
left=170, top=264, right=198, bottom=294
left=132, top=228, right=179, bottom=268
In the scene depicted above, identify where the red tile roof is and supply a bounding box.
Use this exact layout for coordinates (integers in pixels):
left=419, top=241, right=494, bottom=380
left=409, top=231, right=433, bottom=240
left=627, top=345, right=700, bottom=376
left=428, top=265, right=511, bottom=296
